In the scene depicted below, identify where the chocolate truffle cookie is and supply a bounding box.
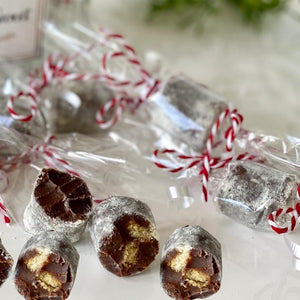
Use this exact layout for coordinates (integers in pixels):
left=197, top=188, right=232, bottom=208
left=41, top=81, right=113, bottom=134
left=24, top=168, right=93, bottom=243
left=89, top=196, right=159, bottom=276
left=161, top=225, right=222, bottom=300
left=217, top=161, right=298, bottom=229
left=151, top=76, right=227, bottom=152
left=14, top=231, right=79, bottom=300
left=0, top=238, right=13, bottom=287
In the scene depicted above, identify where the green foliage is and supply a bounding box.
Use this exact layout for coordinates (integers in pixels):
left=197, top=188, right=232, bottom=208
left=148, top=0, right=286, bottom=25
left=150, top=0, right=217, bottom=14
left=227, top=0, right=286, bottom=22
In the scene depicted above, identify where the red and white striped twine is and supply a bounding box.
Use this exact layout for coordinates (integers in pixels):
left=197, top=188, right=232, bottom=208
left=0, top=201, right=10, bottom=224
left=153, top=150, right=257, bottom=174
left=201, top=109, right=243, bottom=202
left=8, top=29, right=160, bottom=129
left=96, top=30, right=160, bottom=129
left=268, top=185, right=300, bottom=234
left=154, top=107, right=300, bottom=235
left=153, top=108, right=257, bottom=202
left=9, top=49, right=101, bottom=122
left=0, top=135, right=79, bottom=224
left=7, top=92, right=38, bottom=122
left=8, top=54, right=70, bottom=123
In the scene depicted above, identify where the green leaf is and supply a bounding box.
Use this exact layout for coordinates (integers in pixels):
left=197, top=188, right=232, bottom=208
left=147, top=0, right=287, bottom=26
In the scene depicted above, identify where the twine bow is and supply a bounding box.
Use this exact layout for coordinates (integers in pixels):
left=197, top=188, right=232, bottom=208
left=7, top=54, right=71, bottom=123
left=95, top=30, right=160, bottom=129
left=153, top=108, right=259, bottom=202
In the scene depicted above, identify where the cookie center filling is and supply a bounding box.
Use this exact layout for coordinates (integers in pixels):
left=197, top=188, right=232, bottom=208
left=121, top=221, right=154, bottom=266
left=122, top=242, right=139, bottom=266
left=25, top=249, right=50, bottom=272
left=168, top=248, right=191, bottom=272
left=38, top=271, right=62, bottom=292
left=167, top=248, right=211, bottom=288
left=24, top=248, right=63, bottom=292
left=109, top=217, right=158, bottom=274
left=127, top=220, right=156, bottom=241
left=184, top=269, right=210, bottom=288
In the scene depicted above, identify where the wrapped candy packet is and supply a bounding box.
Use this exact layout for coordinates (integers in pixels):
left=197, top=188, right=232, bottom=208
left=0, top=124, right=189, bottom=230
left=216, top=161, right=298, bottom=230
left=0, top=23, right=241, bottom=191
left=63, top=26, right=300, bottom=236
left=3, top=23, right=235, bottom=154
left=0, top=24, right=229, bottom=211
left=3, top=23, right=299, bottom=237
left=153, top=125, right=300, bottom=234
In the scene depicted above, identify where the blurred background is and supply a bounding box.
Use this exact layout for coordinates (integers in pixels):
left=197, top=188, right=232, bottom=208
left=2, top=0, right=300, bottom=137
left=86, top=0, right=300, bottom=138
left=91, top=0, right=300, bottom=136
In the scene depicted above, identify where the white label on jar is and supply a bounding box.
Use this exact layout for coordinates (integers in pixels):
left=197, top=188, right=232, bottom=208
left=0, top=0, right=45, bottom=61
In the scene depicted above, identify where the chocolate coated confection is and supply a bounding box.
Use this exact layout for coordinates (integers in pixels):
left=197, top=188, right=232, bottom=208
left=217, top=162, right=297, bottom=229
left=24, top=168, right=93, bottom=243
left=161, top=225, right=222, bottom=300
left=41, top=81, right=114, bottom=134
left=217, top=161, right=298, bottom=229
left=0, top=238, right=13, bottom=287
left=89, top=196, right=159, bottom=276
left=14, top=231, right=79, bottom=300
left=152, top=76, right=227, bottom=152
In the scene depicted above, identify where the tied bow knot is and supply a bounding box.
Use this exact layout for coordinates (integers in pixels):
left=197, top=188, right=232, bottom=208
left=153, top=108, right=256, bottom=202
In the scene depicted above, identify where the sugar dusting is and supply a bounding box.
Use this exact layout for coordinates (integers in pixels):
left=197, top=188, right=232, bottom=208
left=89, top=196, right=159, bottom=252
left=0, top=238, right=13, bottom=264
left=23, top=168, right=92, bottom=243
left=161, top=225, right=221, bottom=266
left=151, top=75, right=227, bottom=152
left=217, top=161, right=298, bottom=229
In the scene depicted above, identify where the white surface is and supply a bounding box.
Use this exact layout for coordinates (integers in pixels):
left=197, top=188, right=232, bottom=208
left=2, top=0, right=300, bottom=299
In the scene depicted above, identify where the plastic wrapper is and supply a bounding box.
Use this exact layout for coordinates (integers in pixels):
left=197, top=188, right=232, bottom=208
left=146, top=75, right=228, bottom=153
left=0, top=124, right=194, bottom=229
left=42, top=25, right=231, bottom=155
left=2, top=23, right=225, bottom=151
left=216, top=161, right=298, bottom=230
left=2, top=21, right=300, bottom=234
left=0, top=21, right=235, bottom=208
left=151, top=124, right=300, bottom=233
left=3, top=23, right=300, bottom=236
left=0, top=76, right=47, bottom=139
left=47, top=0, right=91, bottom=32
left=41, top=81, right=113, bottom=134
left=216, top=133, right=300, bottom=233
